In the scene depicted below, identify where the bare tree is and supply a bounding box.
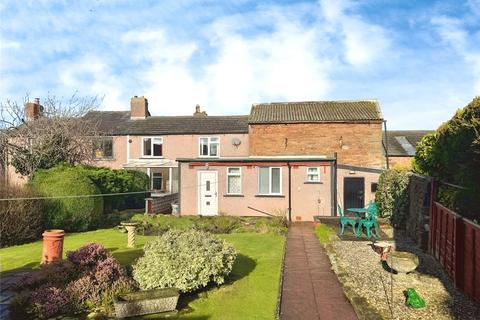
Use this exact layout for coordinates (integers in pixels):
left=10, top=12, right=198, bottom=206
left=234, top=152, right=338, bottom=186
left=0, top=93, right=103, bottom=180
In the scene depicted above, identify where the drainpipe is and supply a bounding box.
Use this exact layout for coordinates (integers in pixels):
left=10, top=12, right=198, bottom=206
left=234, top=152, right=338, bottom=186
left=383, top=120, right=390, bottom=170
left=288, top=162, right=292, bottom=222
left=332, top=153, right=338, bottom=216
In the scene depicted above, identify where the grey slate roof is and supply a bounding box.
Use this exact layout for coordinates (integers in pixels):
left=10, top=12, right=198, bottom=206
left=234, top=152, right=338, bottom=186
left=249, top=100, right=383, bottom=123
left=384, top=130, right=433, bottom=156
left=83, top=111, right=249, bottom=135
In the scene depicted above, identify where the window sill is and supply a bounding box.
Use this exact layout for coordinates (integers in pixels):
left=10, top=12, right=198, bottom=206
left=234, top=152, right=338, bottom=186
left=224, top=194, right=244, bottom=197
left=304, top=181, right=323, bottom=184
left=140, top=157, right=164, bottom=159
left=94, top=158, right=115, bottom=161
left=198, top=156, right=220, bottom=159
left=255, top=194, right=285, bottom=198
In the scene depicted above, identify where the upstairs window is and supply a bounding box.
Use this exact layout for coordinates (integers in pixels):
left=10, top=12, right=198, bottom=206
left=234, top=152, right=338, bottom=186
left=143, top=137, right=163, bottom=157
left=259, top=167, right=282, bottom=195
left=226, top=167, right=242, bottom=194
left=93, top=137, right=113, bottom=159
left=199, top=137, right=219, bottom=157
left=307, top=167, right=320, bottom=182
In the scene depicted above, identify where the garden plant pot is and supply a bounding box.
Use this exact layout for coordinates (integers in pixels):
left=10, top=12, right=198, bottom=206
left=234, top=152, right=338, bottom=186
left=387, top=251, right=419, bottom=274
left=114, top=288, right=179, bottom=318
left=41, top=229, right=65, bottom=264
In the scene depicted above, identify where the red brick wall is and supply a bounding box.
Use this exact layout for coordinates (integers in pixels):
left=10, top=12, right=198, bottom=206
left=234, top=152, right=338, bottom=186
left=249, top=122, right=384, bottom=168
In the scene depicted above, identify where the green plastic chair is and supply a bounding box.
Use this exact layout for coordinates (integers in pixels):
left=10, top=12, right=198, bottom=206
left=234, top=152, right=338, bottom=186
left=338, top=204, right=358, bottom=236
left=356, top=202, right=380, bottom=238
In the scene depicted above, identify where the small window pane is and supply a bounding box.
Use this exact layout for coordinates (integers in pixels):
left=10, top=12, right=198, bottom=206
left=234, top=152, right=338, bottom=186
left=143, top=138, right=151, bottom=156
left=153, top=143, right=162, bottom=156
left=259, top=167, right=269, bottom=194
left=271, top=168, right=281, bottom=193
left=200, top=138, right=208, bottom=155
left=104, top=139, right=113, bottom=157
left=228, top=168, right=240, bottom=174
left=228, top=176, right=241, bottom=194
left=210, top=143, right=218, bottom=156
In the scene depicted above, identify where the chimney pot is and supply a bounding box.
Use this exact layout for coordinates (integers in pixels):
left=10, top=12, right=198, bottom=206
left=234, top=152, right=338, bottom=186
left=34, top=98, right=40, bottom=104
left=130, top=96, right=149, bottom=119
left=193, top=104, right=207, bottom=117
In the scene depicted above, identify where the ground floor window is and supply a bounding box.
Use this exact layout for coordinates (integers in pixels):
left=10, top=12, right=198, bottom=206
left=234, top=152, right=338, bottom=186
left=152, top=171, right=163, bottom=190
left=258, top=167, right=282, bottom=195
left=226, top=167, right=241, bottom=194
left=307, top=167, right=320, bottom=182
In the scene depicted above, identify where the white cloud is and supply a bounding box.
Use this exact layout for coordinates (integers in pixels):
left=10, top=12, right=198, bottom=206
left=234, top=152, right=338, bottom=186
left=319, top=0, right=391, bottom=65
left=432, top=16, right=480, bottom=93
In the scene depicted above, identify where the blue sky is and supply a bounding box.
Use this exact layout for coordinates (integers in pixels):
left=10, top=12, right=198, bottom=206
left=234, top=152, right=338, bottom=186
left=1, top=0, right=479, bottom=129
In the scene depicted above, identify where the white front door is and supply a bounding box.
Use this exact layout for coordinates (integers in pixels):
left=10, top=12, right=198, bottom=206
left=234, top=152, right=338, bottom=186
left=198, top=171, right=218, bottom=216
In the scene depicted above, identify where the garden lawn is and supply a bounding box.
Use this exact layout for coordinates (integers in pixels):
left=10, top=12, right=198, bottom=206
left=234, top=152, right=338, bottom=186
left=0, top=229, right=285, bottom=320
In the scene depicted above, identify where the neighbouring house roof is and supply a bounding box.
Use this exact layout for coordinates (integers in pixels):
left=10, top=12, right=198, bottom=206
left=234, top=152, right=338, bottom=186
left=248, top=100, right=383, bottom=123
left=83, top=111, right=249, bottom=135
left=383, top=130, right=433, bottom=156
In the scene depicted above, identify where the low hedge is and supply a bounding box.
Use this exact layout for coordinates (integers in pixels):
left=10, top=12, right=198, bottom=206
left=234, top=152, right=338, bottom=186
left=130, top=214, right=288, bottom=235
left=0, top=184, right=43, bottom=247
left=30, top=166, right=103, bottom=232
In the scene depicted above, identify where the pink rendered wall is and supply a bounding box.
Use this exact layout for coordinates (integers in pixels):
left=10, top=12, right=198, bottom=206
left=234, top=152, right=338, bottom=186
left=179, top=162, right=334, bottom=221
left=129, top=134, right=249, bottom=160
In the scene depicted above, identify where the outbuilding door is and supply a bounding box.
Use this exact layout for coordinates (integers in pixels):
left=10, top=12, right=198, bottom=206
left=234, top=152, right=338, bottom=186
left=198, top=171, right=218, bottom=216
left=344, top=177, right=365, bottom=209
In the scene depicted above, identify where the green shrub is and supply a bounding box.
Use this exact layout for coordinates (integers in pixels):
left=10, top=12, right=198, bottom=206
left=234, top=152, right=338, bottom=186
left=133, top=229, right=236, bottom=292
left=375, top=168, right=410, bottom=228
left=0, top=185, right=43, bottom=247
left=413, top=97, right=480, bottom=220
left=30, top=166, right=103, bottom=232
left=77, top=165, right=149, bottom=212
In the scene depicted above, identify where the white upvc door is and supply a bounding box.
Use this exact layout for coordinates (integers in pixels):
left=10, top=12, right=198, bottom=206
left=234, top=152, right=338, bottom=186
left=198, top=171, right=218, bottom=216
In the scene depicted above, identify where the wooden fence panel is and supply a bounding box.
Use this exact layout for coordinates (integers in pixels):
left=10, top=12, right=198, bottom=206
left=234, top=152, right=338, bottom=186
left=429, top=201, right=480, bottom=303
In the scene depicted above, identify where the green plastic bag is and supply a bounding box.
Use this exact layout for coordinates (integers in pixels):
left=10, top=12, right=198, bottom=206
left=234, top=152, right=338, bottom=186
left=404, top=288, right=426, bottom=308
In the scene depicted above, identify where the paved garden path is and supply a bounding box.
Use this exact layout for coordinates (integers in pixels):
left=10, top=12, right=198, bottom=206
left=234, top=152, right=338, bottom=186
left=280, top=222, right=358, bottom=320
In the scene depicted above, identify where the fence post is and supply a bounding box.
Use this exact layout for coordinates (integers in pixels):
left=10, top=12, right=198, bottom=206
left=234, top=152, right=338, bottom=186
left=428, top=179, right=439, bottom=255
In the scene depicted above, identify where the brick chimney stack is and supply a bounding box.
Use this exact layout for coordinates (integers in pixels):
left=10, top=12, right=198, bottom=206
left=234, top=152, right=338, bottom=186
left=25, top=98, right=44, bottom=121
left=130, top=96, right=150, bottom=119
left=193, top=104, right=207, bottom=117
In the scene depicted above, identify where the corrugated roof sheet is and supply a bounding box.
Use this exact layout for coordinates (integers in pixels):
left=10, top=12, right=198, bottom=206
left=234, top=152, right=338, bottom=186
left=83, top=111, right=249, bottom=135
left=384, top=130, right=433, bottom=156
left=249, top=100, right=382, bottom=123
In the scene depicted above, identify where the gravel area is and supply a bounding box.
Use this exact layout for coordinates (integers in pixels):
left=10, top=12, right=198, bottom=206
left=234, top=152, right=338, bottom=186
left=325, top=235, right=480, bottom=320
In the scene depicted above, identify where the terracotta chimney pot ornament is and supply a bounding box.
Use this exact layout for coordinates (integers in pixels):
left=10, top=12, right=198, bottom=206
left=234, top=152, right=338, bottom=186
left=41, top=229, right=65, bottom=264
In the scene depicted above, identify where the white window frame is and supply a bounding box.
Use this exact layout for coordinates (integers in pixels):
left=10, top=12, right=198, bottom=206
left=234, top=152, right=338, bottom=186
left=198, top=136, right=220, bottom=157
left=258, top=167, right=282, bottom=195
left=306, top=167, right=321, bottom=182
left=226, top=167, right=242, bottom=195
left=142, top=137, right=163, bottom=158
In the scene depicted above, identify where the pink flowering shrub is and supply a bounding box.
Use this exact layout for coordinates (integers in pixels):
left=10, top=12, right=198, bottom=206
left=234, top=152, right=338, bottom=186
left=67, top=243, right=109, bottom=268
left=9, top=243, right=137, bottom=319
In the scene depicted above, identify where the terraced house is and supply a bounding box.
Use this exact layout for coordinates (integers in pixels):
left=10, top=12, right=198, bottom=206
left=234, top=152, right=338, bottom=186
left=7, top=97, right=388, bottom=221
